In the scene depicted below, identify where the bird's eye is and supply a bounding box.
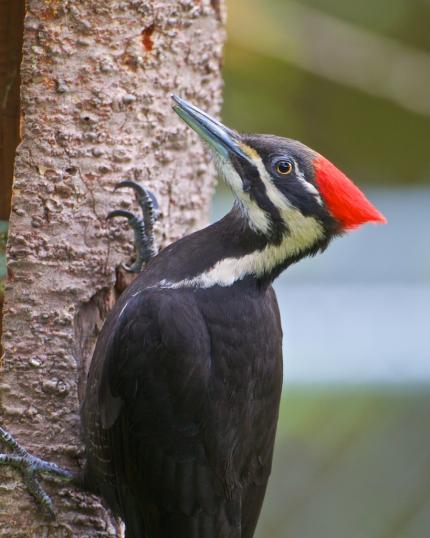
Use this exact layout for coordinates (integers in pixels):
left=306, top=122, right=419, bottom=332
left=275, top=160, right=293, bottom=175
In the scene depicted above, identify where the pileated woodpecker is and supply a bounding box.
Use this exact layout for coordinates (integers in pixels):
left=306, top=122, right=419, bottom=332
left=0, top=96, right=385, bottom=537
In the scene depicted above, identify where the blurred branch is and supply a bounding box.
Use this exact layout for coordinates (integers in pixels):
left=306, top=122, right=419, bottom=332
left=228, top=0, right=430, bottom=116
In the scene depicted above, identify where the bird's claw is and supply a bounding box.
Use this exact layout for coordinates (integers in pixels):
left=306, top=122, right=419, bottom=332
left=114, top=180, right=161, bottom=223
left=0, top=427, right=73, bottom=519
left=108, top=181, right=160, bottom=273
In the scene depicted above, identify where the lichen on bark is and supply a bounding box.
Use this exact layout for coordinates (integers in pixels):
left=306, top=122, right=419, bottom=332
left=0, top=0, right=225, bottom=535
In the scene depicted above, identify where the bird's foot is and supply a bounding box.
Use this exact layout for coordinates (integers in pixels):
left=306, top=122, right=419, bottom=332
left=108, top=180, right=160, bottom=273
left=0, top=426, right=74, bottom=519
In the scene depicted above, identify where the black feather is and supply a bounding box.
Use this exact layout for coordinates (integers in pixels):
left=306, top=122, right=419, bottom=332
left=81, top=206, right=310, bottom=537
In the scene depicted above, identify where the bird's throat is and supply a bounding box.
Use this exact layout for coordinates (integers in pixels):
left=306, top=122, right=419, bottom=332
left=157, top=207, right=326, bottom=289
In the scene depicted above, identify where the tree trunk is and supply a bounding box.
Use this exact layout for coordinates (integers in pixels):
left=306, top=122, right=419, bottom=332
left=0, top=1, right=225, bottom=536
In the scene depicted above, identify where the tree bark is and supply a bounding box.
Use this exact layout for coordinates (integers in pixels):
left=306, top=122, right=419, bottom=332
left=0, top=1, right=225, bottom=536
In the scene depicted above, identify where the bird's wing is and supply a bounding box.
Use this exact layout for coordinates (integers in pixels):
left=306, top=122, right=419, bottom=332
left=85, top=287, right=235, bottom=537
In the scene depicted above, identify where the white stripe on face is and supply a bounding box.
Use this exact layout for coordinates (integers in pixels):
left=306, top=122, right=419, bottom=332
left=213, top=143, right=324, bottom=247
left=243, top=145, right=323, bottom=214
left=153, top=145, right=326, bottom=290
left=214, top=155, right=271, bottom=235
left=292, top=159, right=323, bottom=205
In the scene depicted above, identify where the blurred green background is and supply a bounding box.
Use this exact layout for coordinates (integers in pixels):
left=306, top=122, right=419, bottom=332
left=0, top=1, right=429, bottom=536
left=218, top=0, right=430, bottom=536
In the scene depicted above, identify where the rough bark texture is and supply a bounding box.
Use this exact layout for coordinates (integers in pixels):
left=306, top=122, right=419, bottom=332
left=0, top=1, right=225, bottom=536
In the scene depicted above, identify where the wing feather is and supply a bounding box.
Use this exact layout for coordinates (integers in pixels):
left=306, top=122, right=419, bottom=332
left=83, top=287, right=231, bottom=536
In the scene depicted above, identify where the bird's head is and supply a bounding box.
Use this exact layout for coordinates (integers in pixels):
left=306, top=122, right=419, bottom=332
left=172, top=95, right=386, bottom=260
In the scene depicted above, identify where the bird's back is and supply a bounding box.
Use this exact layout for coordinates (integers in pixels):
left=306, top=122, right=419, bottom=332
left=81, top=251, right=283, bottom=537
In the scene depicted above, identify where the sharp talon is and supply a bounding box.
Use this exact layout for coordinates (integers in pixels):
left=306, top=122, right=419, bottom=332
left=26, top=473, right=56, bottom=520
left=107, top=209, right=137, bottom=221
left=114, top=180, right=161, bottom=222
left=146, top=190, right=161, bottom=219
left=109, top=181, right=160, bottom=273
left=0, top=427, right=73, bottom=519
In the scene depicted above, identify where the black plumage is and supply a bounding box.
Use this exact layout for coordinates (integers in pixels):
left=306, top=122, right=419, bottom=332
left=78, top=95, right=385, bottom=537
left=0, top=97, right=385, bottom=530
left=82, top=209, right=283, bottom=537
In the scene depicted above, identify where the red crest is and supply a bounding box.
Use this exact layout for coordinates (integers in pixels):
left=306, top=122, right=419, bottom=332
left=313, top=155, right=387, bottom=230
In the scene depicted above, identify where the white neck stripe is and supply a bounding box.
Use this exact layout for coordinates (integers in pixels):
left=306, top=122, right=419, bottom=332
left=159, top=208, right=324, bottom=289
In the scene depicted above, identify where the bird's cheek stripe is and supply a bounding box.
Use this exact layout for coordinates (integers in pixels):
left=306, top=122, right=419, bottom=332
left=313, top=155, right=387, bottom=229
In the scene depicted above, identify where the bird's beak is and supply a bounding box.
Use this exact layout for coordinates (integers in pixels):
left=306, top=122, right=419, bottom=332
left=171, top=95, right=254, bottom=165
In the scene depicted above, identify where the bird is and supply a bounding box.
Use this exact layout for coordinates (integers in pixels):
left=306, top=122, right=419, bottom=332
left=0, top=95, right=386, bottom=537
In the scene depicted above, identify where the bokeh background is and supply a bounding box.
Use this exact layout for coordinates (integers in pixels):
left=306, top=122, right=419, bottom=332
left=0, top=0, right=428, bottom=536
left=215, top=1, right=430, bottom=536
